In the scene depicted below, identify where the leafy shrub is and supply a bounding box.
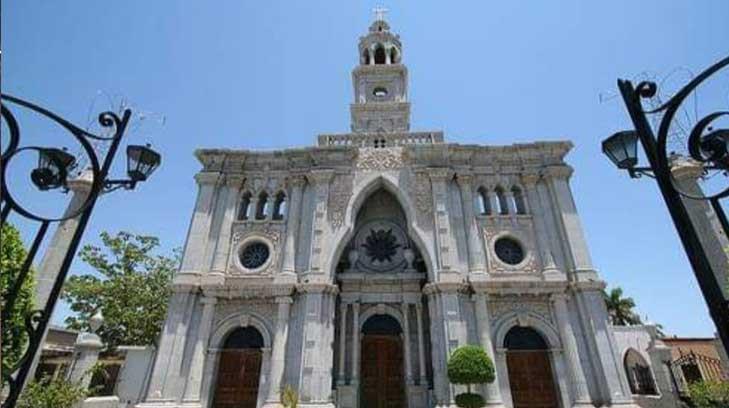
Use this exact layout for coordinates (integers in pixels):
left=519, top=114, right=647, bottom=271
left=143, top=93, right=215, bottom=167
left=17, top=376, right=89, bottom=408
left=455, top=392, right=486, bottom=408
left=688, top=380, right=729, bottom=408
left=447, top=345, right=495, bottom=408
left=447, top=345, right=495, bottom=385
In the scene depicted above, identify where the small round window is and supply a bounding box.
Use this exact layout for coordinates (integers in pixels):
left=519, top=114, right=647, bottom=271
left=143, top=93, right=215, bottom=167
left=373, top=87, right=388, bottom=97
left=240, top=242, right=270, bottom=270
left=494, top=237, right=525, bottom=265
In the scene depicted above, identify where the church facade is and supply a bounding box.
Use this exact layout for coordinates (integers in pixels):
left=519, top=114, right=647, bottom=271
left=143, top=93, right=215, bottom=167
left=138, top=16, right=640, bottom=408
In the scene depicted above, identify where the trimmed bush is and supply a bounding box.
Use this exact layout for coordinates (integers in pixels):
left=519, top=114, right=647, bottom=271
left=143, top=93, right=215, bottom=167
left=447, top=345, right=495, bottom=408
left=688, top=380, right=729, bottom=408
left=455, top=392, right=486, bottom=408
left=447, top=344, right=495, bottom=385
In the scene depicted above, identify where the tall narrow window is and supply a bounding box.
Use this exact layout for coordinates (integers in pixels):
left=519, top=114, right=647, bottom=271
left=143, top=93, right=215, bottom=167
left=272, top=191, right=287, bottom=220
left=255, top=191, right=269, bottom=220
left=495, top=186, right=509, bottom=215
left=624, top=349, right=657, bottom=395
left=238, top=192, right=252, bottom=220
left=477, top=187, right=491, bottom=215
left=512, top=186, right=527, bottom=214
left=362, top=49, right=370, bottom=65
left=374, top=44, right=386, bottom=64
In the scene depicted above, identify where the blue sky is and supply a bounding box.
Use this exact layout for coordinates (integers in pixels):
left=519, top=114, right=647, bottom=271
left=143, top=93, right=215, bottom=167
left=4, top=1, right=729, bottom=336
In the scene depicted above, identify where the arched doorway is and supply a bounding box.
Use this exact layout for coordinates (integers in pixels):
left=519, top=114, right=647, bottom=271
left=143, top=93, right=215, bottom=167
left=361, top=314, right=406, bottom=408
left=212, top=327, right=264, bottom=408
left=504, top=326, right=559, bottom=408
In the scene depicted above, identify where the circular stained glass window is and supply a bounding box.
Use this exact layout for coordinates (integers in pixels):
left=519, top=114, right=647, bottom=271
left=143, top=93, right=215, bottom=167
left=240, top=242, right=270, bottom=270
left=494, top=237, right=524, bottom=265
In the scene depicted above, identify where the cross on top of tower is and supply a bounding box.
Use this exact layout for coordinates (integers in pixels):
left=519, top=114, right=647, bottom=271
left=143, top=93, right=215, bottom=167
left=373, top=6, right=388, bottom=22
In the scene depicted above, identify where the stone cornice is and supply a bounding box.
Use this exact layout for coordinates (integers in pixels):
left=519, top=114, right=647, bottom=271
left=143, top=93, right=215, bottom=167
left=296, top=282, right=339, bottom=294
left=422, top=282, right=470, bottom=295
left=194, top=140, right=573, bottom=175
left=201, top=280, right=295, bottom=299
left=569, top=280, right=607, bottom=292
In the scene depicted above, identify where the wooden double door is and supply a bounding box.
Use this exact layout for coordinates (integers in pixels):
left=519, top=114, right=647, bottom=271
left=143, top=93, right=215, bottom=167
left=506, top=350, right=559, bottom=408
left=361, top=334, right=406, bottom=408
left=212, top=349, right=262, bottom=408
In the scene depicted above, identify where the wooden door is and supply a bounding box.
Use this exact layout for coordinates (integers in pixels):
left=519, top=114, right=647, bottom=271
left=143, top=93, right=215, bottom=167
left=506, top=350, right=559, bottom=408
left=213, top=349, right=262, bottom=408
left=361, top=335, right=406, bottom=408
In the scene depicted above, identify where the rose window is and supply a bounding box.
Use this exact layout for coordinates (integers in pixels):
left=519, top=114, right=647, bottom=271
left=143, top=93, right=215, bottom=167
left=240, top=242, right=270, bottom=270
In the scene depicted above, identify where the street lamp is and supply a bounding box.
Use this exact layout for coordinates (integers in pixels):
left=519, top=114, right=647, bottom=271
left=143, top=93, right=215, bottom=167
left=603, top=55, right=729, bottom=357
left=30, top=147, right=76, bottom=190
left=0, top=94, right=161, bottom=408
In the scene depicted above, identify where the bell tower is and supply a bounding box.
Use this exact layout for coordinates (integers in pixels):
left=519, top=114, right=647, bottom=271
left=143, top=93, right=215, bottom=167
left=350, top=8, right=410, bottom=133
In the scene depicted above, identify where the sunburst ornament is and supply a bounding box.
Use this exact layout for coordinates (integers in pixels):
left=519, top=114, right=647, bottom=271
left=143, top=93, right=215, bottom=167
left=362, top=228, right=401, bottom=263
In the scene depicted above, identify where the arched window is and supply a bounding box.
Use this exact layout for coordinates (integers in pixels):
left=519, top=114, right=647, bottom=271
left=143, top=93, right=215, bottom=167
left=255, top=191, right=269, bottom=220
left=272, top=191, right=287, bottom=220
left=238, top=191, right=252, bottom=220
left=477, top=187, right=491, bottom=215
left=512, top=186, right=527, bottom=215
left=362, top=49, right=370, bottom=65
left=495, top=186, right=509, bottom=215
left=390, top=47, right=400, bottom=64
left=624, top=349, right=657, bottom=395
left=374, top=44, right=386, bottom=64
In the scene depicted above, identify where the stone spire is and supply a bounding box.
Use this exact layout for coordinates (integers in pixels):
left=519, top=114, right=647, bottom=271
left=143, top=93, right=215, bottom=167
left=350, top=10, right=410, bottom=133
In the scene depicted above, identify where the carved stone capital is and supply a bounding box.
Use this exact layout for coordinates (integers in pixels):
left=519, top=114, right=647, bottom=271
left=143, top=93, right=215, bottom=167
left=287, top=174, right=308, bottom=188
left=543, top=165, right=573, bottom=180
left=194, top=172, right=221, bottom=186
left=520, top=172, right=541, bottom=187
left=225, top=174, right=245, bottom=188
left=308, top=170, right=335, bottom=185
left=275, top=296, right=294, bottom=304
left=427, top=167, right=454, bottom=182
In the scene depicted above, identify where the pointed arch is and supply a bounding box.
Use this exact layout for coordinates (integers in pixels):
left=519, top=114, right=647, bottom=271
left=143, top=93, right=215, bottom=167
left=493, top=311, right=561, bottom=350
left=238, top=191, right=252, bottom=220
left=477, top=186, right=491, bottom=215
left=327, top=174, right=436, bottom=282
left=374, top=44, right=386, bottom=64
left=495, top=186, right=509, bottom=215
left=511, top=185, right=527, bottom=215
left=255, top=191, right=269, bottom=220
left=272, top=191, right=287, bottom=220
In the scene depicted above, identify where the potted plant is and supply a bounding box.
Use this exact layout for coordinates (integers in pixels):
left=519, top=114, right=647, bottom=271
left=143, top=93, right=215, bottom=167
left=447, top=345, right=495, bottom=408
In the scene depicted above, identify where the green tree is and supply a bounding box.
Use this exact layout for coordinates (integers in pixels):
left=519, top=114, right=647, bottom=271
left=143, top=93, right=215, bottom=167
left=603, top=286, right=643, bottom=326
left=1, top=223, right=35, bottom=375
left=447, top=345, right=495, bottom=408
left=18, top=375, right=88, bottom=408
left=62, top=231, right=178, bottom=350
left=687, top=380, right=729, bottom=408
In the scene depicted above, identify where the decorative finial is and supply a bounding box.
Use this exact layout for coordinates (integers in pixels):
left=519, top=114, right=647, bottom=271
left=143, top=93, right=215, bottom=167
left=373, top=6, right=388, bottom=22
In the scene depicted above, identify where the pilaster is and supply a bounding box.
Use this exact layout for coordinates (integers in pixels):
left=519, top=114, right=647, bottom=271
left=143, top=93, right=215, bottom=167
left=305, top=170, right=334, bottom=279
left=180, top=172, right=222, bottom=276
left=551, top=293, right=593, bottom=407
left=282, top=175, right=307, bottom=276
left=428, top=168, right=457, bottom=276
left=456, top=173, right=487, bottom=275
left=473, top=293, right=504, bottom=406
left=210, top=175, right=244, bottom=276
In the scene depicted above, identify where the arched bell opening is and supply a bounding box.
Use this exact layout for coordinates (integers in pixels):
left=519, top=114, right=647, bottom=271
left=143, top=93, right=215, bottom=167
left=212, top=327, right=265, bottom=408
left=504, top=326, right=559, bottom=408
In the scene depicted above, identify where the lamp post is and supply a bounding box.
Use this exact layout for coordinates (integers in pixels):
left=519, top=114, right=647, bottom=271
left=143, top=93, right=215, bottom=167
left=0, top=94, right=161, bottom=407
left=603, top=55, right=729, bottom=357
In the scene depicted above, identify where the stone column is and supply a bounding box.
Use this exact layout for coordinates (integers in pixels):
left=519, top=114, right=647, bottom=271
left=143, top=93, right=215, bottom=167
left=552, top=293, right=592, bottom=407
left=282, top=175, right=306, bottom=275
left=266, top=296, right=293, bottom=405
left=428, top=169, right=456, bottom=273
left=473, top=293, right=503, bottom=405
left=415, top=302, right=428, bottom=385
left=183, top=296, right=217, bottom=403
left=521, top=173, right=564, bottom=280
left=338, top=302, right=348, bottom=385
left=306, top=170, right=334, bottom=277
left=543, top=166, right=598, bottom=281
left=401, top=303, right=413, bottom=384
left=671, top=157, right=729, bottom=298
left=67, top=310, right=104, bottom=389
left=180, top=172, right=222, bottom=276
left=456, top=173, right=486, bottom=274
left=210, top=176, right=243, bottom=275
left=351, top=302, right=361, bottom=385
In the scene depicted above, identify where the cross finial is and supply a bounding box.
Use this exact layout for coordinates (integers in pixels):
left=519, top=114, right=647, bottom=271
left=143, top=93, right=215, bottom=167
left=373, top=6, right=388, bottom=22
